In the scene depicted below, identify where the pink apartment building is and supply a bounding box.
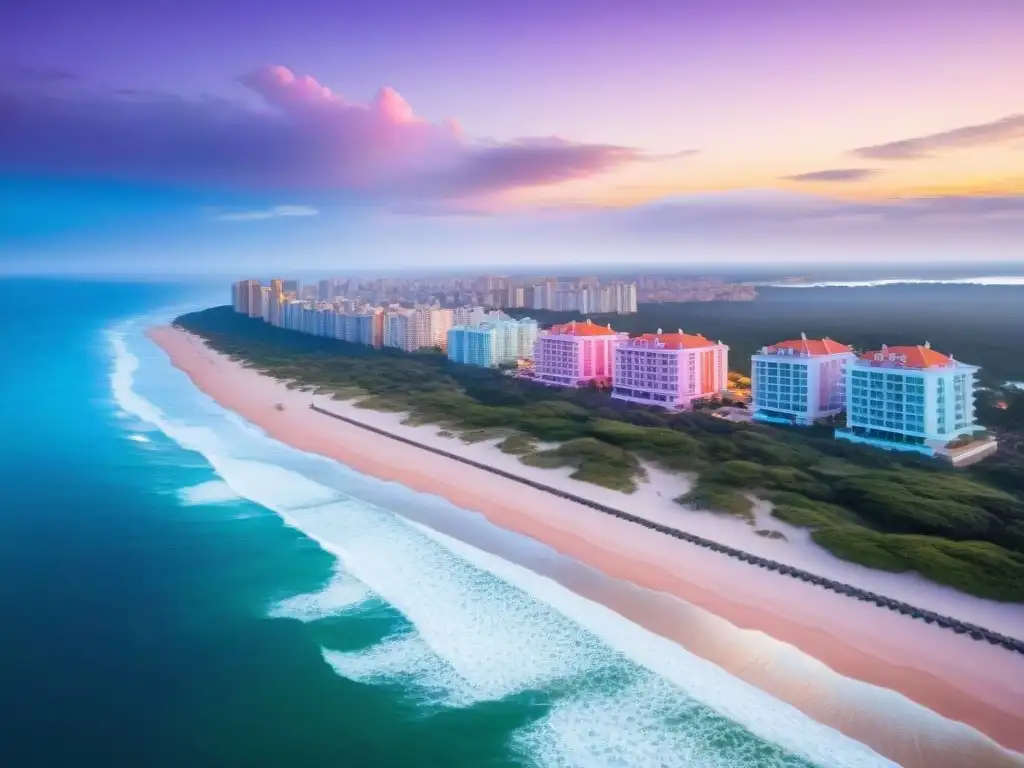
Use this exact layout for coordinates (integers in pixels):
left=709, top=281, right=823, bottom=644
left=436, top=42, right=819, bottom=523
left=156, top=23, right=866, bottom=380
left=533, top=319, right=628, bottom=387
left=611, top=329, right=729, bottom=409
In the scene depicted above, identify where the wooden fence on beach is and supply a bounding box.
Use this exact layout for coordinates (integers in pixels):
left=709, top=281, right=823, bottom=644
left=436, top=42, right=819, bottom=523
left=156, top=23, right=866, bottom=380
left=309, top=403, right=1024, bottom=655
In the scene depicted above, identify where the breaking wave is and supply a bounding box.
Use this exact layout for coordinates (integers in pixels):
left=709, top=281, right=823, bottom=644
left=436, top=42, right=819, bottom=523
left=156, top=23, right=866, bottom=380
left=108, top=317, right=896, bottom=768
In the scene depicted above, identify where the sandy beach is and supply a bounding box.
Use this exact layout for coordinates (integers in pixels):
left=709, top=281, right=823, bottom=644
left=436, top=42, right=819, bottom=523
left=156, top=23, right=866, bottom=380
left=150, top=324, right=1024, bottom=766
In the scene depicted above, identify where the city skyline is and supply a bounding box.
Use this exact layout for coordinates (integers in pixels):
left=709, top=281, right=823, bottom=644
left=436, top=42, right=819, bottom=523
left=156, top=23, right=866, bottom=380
left=2, top=0, right=1023, bottom=274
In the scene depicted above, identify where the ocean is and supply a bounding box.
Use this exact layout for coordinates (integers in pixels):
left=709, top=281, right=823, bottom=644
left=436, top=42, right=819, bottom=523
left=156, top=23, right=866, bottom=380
left=0, top=279, right=898, bottom=768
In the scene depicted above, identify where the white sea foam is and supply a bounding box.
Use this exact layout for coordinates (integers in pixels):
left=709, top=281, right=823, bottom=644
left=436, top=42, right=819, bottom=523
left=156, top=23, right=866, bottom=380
left=127, top=433, right=150, bottom=443
left=269, top=561, right=374, bottom=622
left=771, top=276, right=1024, bottom=288
left=413, top=523, right=895, bottom=768
left=516, top=673, right=797, bottom=768
left=177, top=480, right=242, bottom=506
left=109, top=320, right=895, bottom=767
left=322, top=632, right=482, bottom=707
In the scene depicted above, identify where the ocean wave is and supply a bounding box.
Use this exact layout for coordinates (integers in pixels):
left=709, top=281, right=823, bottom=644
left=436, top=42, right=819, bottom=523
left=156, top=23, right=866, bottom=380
left=322, top=631, right=488, bottom=708
left=108, top=317, right=895, bottom=768
left=415, top=523, right=894, bottom=768
left=177, top=480, right=242, bottom=506
left=269, top=561, right=374, bottom=622
left=770, top=276, right=1024, bottom=288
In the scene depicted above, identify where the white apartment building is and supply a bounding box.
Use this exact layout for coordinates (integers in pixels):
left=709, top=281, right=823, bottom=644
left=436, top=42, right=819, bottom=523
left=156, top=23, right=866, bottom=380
left=260, top=287, right=272, bottom=323
left=452, top=306, right=490, bottom=326
left=751, top=335, right=855, bottom=425
left=391, top=307, right=453, bottom=352
left=246, top=281, right=263, bottom=319
left=231, top=279, right=262, bottom=316
left=611, top=330, right=729, bottom=409
left=835, top=343, right=983, bottom=456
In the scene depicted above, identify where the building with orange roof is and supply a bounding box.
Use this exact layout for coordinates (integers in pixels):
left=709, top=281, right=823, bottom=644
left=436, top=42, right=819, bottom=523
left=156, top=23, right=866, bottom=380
left=611, top=329, right=728, bottom=409
left=532, top=318, right=629, bottom=387
left=751, top=333, right=856, bottom=425
left=835, top=341, right=984, bottom=456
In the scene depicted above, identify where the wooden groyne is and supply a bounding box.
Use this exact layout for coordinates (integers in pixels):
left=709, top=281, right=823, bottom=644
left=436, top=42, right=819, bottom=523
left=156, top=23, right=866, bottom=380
left=309, top=403, right=1024, bottom=655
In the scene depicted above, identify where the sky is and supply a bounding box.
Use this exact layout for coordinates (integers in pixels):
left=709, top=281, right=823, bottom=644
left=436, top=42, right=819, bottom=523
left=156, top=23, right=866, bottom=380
left=1, top=0, right=1023, bottom=275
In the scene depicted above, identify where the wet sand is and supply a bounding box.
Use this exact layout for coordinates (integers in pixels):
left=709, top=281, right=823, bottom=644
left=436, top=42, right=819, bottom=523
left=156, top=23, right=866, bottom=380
left=149, top=324, right=1024, bottom=766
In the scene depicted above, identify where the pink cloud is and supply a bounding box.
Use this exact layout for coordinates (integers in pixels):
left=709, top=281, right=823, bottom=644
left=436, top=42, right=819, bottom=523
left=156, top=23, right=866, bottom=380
left=0, top=65, right=659, bottom=206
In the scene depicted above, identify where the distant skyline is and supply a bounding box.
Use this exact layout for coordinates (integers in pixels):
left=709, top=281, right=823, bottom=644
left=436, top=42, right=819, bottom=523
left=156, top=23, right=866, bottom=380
left=2, top=0, right=1022, bottom=274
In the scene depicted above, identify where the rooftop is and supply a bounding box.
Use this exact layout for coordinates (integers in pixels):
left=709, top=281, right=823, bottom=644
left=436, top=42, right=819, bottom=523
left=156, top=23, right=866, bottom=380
left=761, top=334, right=852, bottom=357
left=626, top=329, right=718, bottom=349
left=549, top=318, right=619, bottom=337
left=857, top=342, right=956, bottom=369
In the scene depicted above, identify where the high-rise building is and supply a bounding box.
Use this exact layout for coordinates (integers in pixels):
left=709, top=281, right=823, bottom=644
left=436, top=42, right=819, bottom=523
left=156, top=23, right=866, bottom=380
left=447, top=316, right=539, bottom=368
left=246, top=280, right=264, bottom=319
left=533, top=319, right=628, bottom=387
left=447, top=324, right=499, bottom=367
left=504, top=286, right=525, bottom=308
left=835, top=343, right=983, bottom=456
left=355, top=308, right=385, bottom=347
left=402, top=307, right=452, bottom=351
left=268, top=290, right=284, bottom=326
left=269, top=278, right=284, bottom=295
left=452, top=306, right=489, bottom=326
left=282, top=279, right=300, bottom=297
left=383, top=309, right=413, bottom=350
left=232, top=279, right=261, bottom=316
left=260, top=287, right=272, bottom=323
left=751, top=335, right=855, bottom=425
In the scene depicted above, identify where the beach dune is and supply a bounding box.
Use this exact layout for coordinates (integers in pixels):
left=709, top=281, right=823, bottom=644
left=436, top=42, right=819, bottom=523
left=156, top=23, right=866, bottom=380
left=150, top=324, right=1024, bottom=767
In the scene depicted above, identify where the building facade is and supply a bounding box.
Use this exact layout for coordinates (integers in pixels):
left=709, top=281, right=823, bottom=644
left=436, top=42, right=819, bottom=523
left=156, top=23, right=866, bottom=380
left=390, top=307, right=453, bottom=352
left=356, top=308, right=385, bottom=347
left=533, top=319, right=628, bottom=387
left=611, top=330, right=729, bottom=409
left=751, top=335, right=855, bottom=425
left=447, top=324, right=498, bottom=367
left=447, top=316, right=539, bottom=368
left=835, top=343, right=982, bottom=456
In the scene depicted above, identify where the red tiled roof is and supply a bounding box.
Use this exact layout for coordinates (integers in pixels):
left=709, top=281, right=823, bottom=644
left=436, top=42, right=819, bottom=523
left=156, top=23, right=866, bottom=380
left=859, top=344, right=953, bottom=369
left=549, top=319, right=618, bottom=336
left=628, top=331, right=716, bottom=349
left=766, top=337, right=852, bottom=356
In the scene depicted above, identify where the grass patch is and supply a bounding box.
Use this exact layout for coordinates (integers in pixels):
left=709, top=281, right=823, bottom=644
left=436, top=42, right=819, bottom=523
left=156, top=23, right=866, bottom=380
left=353, top=394, right=409, bottom=412
left=459, top=428, right=510, bottom=444
left=677, top=483, right=755, bottom=524
left=520, top=438, right=644, bottom=492
left=498, top=434, right=538, bottom=455
left=812, top=528, right=1024, bottom=602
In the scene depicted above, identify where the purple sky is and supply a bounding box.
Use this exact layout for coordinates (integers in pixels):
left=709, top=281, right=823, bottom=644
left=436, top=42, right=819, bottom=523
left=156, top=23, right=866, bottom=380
left=2, top=0, right=1022, bottom=273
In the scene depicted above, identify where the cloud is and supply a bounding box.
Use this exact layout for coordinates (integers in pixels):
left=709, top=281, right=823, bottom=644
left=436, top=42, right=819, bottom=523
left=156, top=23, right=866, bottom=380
left=209, top=204, right=319, bottom=221
left=613, top=189, right=1024, bottom=233
left=4, top=67, right=77, bottom=84
left=0, top=65, right=658, bottom=205
left=852, top=114, right=1024, bottom=160
left=782, top=168, right=878, bottom=183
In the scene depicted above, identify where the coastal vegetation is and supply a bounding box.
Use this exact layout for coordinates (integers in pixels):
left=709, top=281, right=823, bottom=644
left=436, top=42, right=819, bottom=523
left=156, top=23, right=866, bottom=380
left=175, top=306, right=1024, bottom=602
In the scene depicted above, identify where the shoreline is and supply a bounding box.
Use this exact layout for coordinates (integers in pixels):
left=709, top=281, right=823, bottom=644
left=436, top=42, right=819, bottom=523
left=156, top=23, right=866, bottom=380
left=309, top=402, right=1021, bottom=653
left=147, top=324, right=1024, bottom=764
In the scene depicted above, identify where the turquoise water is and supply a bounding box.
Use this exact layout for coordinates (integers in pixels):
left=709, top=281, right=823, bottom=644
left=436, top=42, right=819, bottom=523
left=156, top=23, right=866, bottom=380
left=0, top=280, right=895, bottom=767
